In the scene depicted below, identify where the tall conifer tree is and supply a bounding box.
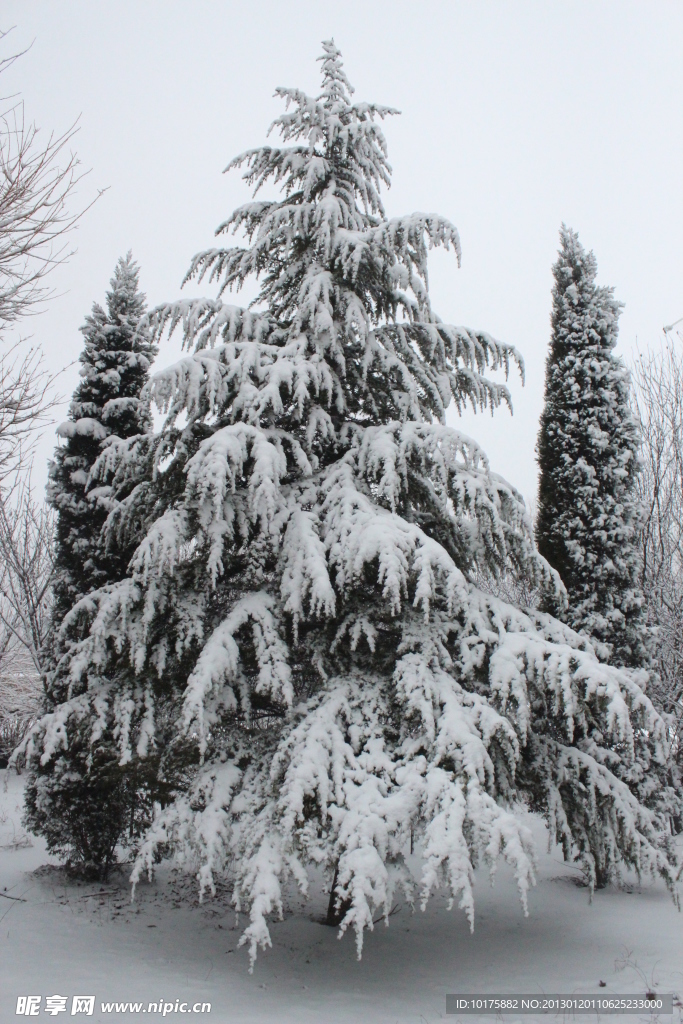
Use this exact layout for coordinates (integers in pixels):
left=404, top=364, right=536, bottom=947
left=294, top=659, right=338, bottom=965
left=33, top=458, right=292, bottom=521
left=48, top=253, right=157, bottom=633
left=536, top=227, right=648, bottom=669
left=20, top=47, right=678, bottom=953
left=24, top=255, right=157, bottom=877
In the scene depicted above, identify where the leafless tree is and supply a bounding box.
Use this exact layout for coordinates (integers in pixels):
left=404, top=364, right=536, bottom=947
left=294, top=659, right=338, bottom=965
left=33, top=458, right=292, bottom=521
left=0, top=474, right=54, bottom=676
left=469, top=497, right=543, bottom=612
left=0, top=28, right=95, bottom=762
left=0, top=643, right=42, bottom=765
left=0, top=339, right=53, bottom=484
left=0, top=27, right=100, bottom=483
left=469, top=566, right=541, bottom=613
left=0, top=476, right=52, bottom=764
left=0, top=28, right=91, bottom=326
left=631, top=330, right=683, bottom=767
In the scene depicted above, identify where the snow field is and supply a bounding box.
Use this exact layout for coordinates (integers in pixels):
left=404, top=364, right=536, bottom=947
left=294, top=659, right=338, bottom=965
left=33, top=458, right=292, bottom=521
left=2, top=770, right=681, bottom=1024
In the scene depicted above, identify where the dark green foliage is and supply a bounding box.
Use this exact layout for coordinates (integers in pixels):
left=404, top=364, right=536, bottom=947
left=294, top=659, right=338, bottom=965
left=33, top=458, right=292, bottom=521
left=47, top=253, right=157, bottom=631
left=25, top=254, right=157, bottom=875
left=536, top=226, right=649, bottom=669
left=24, top=737, right=132, bottom=880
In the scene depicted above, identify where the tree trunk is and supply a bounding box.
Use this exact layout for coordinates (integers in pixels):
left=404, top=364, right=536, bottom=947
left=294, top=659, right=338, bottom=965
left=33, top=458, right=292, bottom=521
left=594, top=864, right=610, bottom=889
left=325, top=864, right=351, bottom=927
left=129, top=765, right=137, bottom=840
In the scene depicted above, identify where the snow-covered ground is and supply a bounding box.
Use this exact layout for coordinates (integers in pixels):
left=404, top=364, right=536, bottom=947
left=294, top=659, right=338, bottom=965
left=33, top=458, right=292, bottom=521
left=1, top=768, right=681, bottom=1023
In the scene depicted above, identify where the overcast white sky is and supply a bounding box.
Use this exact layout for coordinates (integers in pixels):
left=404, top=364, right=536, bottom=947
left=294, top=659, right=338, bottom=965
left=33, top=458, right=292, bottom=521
left=2, top=1, right=682, bottom=503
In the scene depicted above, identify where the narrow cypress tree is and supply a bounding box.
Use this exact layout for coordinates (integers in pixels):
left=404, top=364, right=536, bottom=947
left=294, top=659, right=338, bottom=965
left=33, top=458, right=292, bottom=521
left=48, top=252, right=157, bottom=633
left=23, top=255, right=157, bottom=878
left=536, top=226, right=648, bottom=669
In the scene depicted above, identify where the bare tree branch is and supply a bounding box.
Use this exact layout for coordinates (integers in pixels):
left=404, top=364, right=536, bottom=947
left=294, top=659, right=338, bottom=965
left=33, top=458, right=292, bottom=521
left=631, top=332, right=683, bottom=766
left=0, top=27, right=95, bottom=762
left=0, top=28, right=99, bottom=326
left=0, top=643, right=42, bottom=765
left=0, top=471, right=51, bottom=764
left=0, top=27, right=100, bottom=485
left=0, top=473, right=54, bottom=676
left=0, top=339, right=56, bottom=484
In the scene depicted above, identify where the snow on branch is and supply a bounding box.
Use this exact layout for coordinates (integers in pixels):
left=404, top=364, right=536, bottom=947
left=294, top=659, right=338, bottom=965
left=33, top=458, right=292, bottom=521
left=182, top=592, right=292, bottom=757
left=20, top=41, right=680, bottom=969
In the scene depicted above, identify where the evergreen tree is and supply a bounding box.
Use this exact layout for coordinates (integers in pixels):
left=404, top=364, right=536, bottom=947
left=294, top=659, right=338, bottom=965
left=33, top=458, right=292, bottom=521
left=23, top=254, right=157, bottom=877
left=536, top=227, right=649, bottom=669
left=48, top=252, right=157, bottom=633
left=19, top=45, right=678, bottom=956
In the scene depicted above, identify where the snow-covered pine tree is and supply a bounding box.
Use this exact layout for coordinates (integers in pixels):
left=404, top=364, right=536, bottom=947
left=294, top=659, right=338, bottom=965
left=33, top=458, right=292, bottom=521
left=48, top=252, right=157, bottom=634
left=536, top=227, right=649, bottom=670
left=23, top=254, right=157, bottom=877
left=18, top=44, right=678, bottom=958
